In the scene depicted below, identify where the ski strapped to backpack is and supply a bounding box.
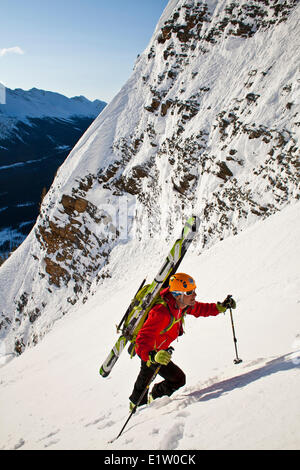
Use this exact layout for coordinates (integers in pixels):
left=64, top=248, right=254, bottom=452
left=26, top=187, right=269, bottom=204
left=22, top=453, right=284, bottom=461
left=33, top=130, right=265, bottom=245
left=127, top=295, right=187, bottom=357
left=99, top=215, right=199, bottom=378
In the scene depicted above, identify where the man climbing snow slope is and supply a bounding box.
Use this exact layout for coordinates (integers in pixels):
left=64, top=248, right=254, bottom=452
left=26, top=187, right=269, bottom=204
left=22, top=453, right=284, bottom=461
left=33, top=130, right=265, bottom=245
left=129, top=273, right=236, bottom=409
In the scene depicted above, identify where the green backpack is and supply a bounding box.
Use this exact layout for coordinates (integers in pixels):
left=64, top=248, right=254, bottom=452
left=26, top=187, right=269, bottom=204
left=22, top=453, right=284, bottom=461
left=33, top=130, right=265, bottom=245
left=126, top=284, right=186, bottom=357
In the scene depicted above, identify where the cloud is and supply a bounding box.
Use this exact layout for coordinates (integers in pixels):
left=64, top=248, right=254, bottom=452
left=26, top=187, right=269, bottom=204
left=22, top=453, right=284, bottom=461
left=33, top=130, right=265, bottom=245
left=0, top=46, right=25, bottom=57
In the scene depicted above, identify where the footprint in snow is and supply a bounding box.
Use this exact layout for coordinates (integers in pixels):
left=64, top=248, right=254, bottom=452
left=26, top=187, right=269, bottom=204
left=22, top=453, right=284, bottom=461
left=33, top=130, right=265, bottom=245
left=97, top=419, right=115, bottom=430
left=13, top=438, right=25, bottom=450
left=176, top=410, right=190, bottom=418
left=39, top=430, right=60, bottom=441
left=158, top=422, right=185, bottom=450
left=149, top=427, right=160, bottom=435
left=44, top=439, right=60, bottom=448
left=85, top=412, right=111, bottom=427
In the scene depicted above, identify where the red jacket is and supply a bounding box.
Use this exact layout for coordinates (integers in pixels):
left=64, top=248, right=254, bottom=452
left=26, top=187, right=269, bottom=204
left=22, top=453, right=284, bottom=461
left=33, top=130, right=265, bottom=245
left=135, top=287, right=220, bottom=362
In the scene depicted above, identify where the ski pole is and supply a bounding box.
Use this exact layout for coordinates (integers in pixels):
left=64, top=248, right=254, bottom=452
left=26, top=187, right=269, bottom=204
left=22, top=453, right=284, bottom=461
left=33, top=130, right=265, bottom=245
left=110, top=365, right=161, bottom=443
left=110, top=347, right=173, bottom=443
left=228, top=301, right=242, bottom=364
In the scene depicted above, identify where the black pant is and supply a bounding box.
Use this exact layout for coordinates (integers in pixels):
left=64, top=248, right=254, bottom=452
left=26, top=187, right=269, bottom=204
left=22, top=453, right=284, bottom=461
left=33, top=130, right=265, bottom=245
left=129, top=360, right=186, bottom=406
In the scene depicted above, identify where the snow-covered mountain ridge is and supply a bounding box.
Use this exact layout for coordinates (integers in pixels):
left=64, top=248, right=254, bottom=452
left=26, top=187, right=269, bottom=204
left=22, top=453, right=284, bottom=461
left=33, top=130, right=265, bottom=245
left=0, top=88, right=106, bottom=256
left=0, top=87, right=106, bottom=160
left=0, top=87, right=105, bottom=127
left=0, top=0, right=299, bottom=358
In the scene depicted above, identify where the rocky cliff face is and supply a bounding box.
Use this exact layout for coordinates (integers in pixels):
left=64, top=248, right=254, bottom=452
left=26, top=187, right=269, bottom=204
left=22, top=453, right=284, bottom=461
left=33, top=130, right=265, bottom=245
left=0, top=0, right=299, bottom=358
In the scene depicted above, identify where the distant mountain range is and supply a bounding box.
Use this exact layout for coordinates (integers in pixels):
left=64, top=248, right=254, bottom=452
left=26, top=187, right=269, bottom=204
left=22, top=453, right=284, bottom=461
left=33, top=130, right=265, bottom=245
left=0, top=88, right=106, bottom=254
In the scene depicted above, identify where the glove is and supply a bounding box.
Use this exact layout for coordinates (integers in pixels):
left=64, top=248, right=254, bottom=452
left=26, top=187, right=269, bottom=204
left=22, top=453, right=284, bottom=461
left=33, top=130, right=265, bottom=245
left=216, top=295, right=236, bottom=312
left=216, top=302, right=227, bottom=313
left=148, top=349, right=172, bottom=366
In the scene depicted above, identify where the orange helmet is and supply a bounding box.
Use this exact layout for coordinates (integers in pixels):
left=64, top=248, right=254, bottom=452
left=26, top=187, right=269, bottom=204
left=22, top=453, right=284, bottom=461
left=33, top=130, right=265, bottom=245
left=169, top=273, right=196, bottom=293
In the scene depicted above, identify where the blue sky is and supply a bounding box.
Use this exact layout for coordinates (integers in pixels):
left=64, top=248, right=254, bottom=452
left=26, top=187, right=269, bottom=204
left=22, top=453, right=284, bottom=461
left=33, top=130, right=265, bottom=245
left=0, top=0, right=169, bottom=102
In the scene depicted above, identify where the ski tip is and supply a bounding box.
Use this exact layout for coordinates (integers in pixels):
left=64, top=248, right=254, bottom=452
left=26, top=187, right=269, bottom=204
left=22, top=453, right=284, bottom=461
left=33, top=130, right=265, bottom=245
left=184, top=215, right=200, bottom=238
left=99, top=367, right=110, bottom=378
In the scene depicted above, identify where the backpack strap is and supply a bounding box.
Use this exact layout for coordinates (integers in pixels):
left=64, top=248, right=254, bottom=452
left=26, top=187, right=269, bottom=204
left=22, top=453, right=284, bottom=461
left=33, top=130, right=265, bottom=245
left=158, top=301, right=188, bottom=335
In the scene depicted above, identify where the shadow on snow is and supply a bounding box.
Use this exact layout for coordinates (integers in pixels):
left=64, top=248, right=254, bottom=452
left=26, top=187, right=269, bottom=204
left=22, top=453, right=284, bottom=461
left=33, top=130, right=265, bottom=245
left=182, top=352, right=300, bottom=404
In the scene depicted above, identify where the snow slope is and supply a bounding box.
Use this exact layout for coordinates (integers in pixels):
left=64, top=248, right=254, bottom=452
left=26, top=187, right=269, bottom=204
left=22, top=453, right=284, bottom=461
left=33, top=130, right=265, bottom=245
left=0, top=0, right=299, bottom=360
left=0, top=202, right=299, bottom=450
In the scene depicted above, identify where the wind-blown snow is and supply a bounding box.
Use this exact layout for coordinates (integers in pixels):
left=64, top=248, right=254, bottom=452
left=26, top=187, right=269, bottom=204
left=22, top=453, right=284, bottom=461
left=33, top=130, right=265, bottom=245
left=0, top=203, right=299, bottom=450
